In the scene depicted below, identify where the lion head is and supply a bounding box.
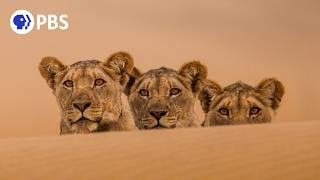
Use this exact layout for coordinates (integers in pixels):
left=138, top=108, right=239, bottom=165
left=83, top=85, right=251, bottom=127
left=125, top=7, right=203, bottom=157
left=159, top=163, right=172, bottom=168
left=39, top=51, right=136, bottom=134
left=199, top=78, right=285, bottom=126
left=125, top=61, right=207, bottom=129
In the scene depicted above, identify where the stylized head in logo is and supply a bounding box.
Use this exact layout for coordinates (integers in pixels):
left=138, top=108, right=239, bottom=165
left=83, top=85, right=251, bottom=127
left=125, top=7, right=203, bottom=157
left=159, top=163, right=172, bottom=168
left=10, top=10, right=34, bottom=34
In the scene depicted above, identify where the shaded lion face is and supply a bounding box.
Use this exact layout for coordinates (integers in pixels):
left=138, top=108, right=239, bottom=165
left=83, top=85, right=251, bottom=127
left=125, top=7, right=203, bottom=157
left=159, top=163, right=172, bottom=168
left=199, top=79, right=285, bottom=126
left=39, top=52, right=134, bottom=134
left=126, top=61, right=207, bottom=129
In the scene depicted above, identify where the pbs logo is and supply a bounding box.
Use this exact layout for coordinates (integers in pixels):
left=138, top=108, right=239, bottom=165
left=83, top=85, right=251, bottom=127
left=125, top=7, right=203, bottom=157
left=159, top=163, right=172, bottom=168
left=10, top=10, right=34, bottom=34
left=10, top=10, right=68, bottom=35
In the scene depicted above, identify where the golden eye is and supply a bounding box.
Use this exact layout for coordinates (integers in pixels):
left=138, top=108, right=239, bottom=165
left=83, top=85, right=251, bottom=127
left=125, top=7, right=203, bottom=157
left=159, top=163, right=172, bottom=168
left=63, top=80, right=73, bottom=88
left=170, top=88, right=181, bottom=96
left=218, top=108, right=229, bottom=116
left=250, top=107, right=261, bottom=115
left=94, top=79, right=106, bottom=86
left=139, top=89, right=149, bottom=97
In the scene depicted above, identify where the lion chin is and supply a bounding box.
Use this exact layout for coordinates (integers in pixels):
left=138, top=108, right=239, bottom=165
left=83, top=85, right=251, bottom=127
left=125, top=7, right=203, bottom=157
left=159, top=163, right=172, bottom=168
left=70, top=117, right=100, bottom=134
left=150, top=124, right=176, bottom=129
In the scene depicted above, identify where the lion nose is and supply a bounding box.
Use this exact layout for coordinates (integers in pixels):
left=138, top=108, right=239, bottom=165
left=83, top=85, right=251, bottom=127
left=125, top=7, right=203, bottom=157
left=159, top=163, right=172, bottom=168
left=150, top=111, right=167, bottom=120
left=73, top=102, right=91, bottom=112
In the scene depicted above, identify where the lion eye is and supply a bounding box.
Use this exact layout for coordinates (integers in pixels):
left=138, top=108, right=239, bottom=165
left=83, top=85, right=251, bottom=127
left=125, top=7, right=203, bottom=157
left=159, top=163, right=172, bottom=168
left=218, top=108, right=229, bottom=116
left=170, top=88, right=181, bottom=96
left=250, top=107, right=261, bottom=115
left=94, top=79, right=106, bottom=86
left=63, top=80, right=73, bottom=88
left=139, top=89, right=149, bottom=97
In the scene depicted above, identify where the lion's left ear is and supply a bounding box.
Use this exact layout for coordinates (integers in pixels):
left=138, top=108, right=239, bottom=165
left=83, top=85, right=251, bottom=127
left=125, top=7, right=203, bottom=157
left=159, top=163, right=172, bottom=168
left=256, top=78, right=285, bottom=110
left=124, top=67, right=143, bottom=96
left=101, top=51, right=134, bottom=86
left=178, top=61, right=208, bottom=93
left=198, top=80, right=222, bottom=113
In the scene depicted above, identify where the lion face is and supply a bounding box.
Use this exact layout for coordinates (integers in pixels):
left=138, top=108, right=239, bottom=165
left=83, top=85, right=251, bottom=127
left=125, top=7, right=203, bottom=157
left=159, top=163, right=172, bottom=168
left=126, top=61, right=207, bottom=129
left=199, top=79, right=285, bottom=126
left=55, top=62, right=123, bottom=134
left=39, top=52, right=134, bottom=134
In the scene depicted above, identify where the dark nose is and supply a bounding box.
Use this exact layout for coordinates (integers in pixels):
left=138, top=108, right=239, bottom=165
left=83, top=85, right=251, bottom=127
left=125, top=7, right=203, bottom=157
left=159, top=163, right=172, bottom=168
left=73, top=102, right=91, bottom=112
left=150, top=111, right=167, bottom=120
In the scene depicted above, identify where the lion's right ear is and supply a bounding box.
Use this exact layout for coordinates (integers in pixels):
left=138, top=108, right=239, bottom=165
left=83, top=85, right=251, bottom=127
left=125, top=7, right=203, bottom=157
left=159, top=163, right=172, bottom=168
left=256, top=78, right=285, bottom=110
left=198, top=80, right=222, bottom=113
left=124, top=67, right=142, bottom=96
left=178, top=61, right=208, bottom=94
left=39, top=56, right=67, bottom=89
left=101, top=51, right=134, bottom=87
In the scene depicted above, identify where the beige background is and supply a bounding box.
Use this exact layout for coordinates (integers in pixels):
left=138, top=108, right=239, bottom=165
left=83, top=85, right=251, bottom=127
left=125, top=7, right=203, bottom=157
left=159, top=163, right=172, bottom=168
left=0, top=0, right=319, bottom=138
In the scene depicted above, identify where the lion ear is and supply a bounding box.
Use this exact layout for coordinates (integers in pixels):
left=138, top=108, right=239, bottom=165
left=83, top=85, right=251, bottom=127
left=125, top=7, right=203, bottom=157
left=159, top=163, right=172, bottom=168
left=124, top=67, right=142, bottom=96
left=198, top=80, right=222, bottom=113
left=178, top=61, right=208, bottom=93
left=101, top=51, right=134, bottom=86
left=39, top=56, right=67, bottom=89
left=256, top=78, right=285, bottom=110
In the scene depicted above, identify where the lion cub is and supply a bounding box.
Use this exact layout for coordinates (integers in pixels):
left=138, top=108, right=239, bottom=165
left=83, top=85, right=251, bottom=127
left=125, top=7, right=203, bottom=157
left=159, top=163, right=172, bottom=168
left=125, top=61, right=207, bottom=129
left=199, top=78, right=285, bottom=126
left=39, top=51, right=137, bottom=134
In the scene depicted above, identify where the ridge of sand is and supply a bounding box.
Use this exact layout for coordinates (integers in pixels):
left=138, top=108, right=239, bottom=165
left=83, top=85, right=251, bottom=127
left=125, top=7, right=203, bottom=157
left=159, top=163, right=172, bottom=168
left=0, top=121, right=319, bottom=179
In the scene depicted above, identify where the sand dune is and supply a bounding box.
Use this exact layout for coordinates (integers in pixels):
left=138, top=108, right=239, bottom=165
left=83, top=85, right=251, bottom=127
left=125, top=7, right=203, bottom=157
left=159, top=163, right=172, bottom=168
left=0, top=121, right=319, bottom=180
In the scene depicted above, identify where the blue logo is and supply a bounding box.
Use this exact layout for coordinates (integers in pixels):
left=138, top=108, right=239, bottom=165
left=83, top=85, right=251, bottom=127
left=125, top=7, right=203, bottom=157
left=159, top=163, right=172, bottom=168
left=10, top=10, right=35, bottom=34
left=13, top=14, right=31, bottom=29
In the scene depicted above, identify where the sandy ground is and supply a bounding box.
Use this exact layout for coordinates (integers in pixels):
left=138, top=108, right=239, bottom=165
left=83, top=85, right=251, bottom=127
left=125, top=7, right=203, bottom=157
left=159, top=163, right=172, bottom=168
left=0, top=121, right=319, bottom=179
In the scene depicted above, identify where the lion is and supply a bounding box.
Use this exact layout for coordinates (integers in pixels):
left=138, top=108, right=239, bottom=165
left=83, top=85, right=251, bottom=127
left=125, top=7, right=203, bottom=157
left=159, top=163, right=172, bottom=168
left=198, top=78, right=285, bottom=126
left=125, top=61, right=207, bottom=129
left=39, top=51, right=137, bottom=134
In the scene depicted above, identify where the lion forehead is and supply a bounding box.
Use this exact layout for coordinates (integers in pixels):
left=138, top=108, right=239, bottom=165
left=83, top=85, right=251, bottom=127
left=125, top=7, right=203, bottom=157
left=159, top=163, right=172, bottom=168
left=133, top=68, right=188, bottom=92
left=70, top=60, right=101, bottom=68
left=59, top=61, right=113, bottom=83
left=209, top=87, right=272, bottom=113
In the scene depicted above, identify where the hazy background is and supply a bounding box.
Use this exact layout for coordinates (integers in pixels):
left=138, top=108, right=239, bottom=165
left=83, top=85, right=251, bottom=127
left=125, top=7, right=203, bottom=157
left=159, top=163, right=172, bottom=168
left=0, top=0, right=319, bottom=138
